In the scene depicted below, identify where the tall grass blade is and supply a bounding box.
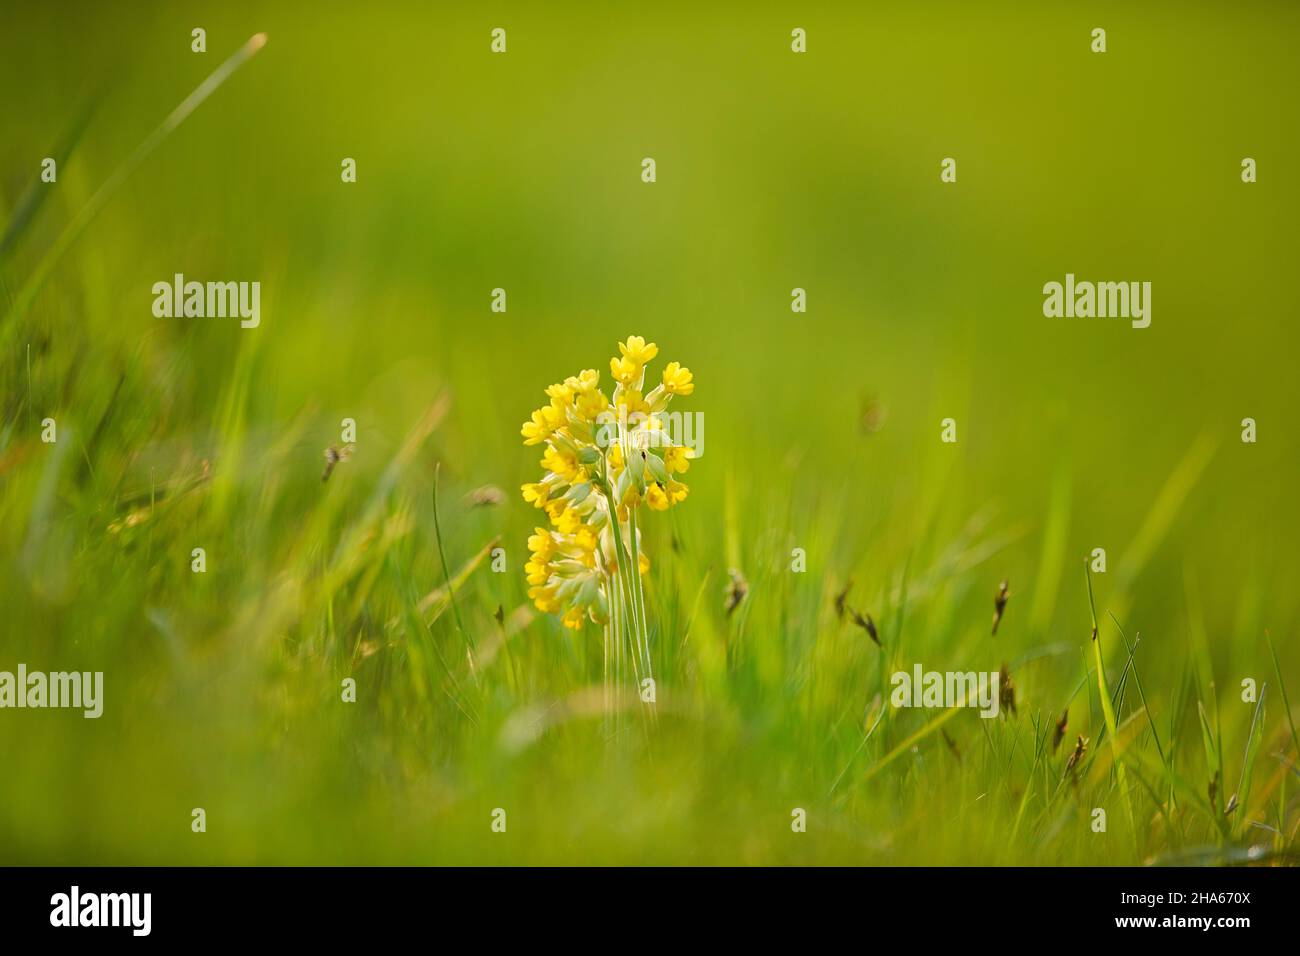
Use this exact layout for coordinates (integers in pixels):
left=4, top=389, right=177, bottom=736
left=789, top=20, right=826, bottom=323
left=1085, top=562, right=1135, bottom=832
left=0, top=94, right=100, bottom=259
left=1, top=34, right=268, bottom=333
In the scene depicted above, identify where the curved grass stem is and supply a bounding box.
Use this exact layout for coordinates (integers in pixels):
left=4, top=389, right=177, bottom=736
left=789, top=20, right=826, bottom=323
left=1, top=33, right=269, bottom=337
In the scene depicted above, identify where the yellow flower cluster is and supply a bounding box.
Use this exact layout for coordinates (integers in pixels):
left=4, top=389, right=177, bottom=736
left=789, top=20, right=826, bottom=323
left=521, top=335, right=696, bottom=629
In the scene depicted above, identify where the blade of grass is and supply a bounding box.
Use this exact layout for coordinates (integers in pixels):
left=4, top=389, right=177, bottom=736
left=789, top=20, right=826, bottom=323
left=1195, top=699, right=1231, bottom=839
left=433, top=462, right=477, bottom=679
left=1110, top=431, right=1217, bottom=621
left=1232, top=685, right=1265, bottom=835
left=1, top=33, right=268, bottom=334
left=1086, top=562, right=1135, bottom=833
left=0, top=94, right=101, bottom=259
left=828, top=703, right=886, bottom=796
left=1108, top=611, right=1175, bottom=810
left=1266, top=630, right=1299, bottom=759
left=861, top=701, right=965, bottom=785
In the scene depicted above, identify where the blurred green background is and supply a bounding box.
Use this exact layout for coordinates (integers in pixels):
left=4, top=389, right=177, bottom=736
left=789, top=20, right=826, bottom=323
left=1, top=0, right=1297, bottom=864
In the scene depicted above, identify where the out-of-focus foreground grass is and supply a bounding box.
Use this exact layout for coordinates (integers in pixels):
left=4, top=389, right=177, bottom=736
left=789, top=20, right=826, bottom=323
left=1, top=1, right=1298, bottom=864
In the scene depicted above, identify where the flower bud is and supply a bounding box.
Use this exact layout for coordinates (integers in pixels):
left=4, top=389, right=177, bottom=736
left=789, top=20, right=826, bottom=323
left=645, top=451, right=668, bottom=484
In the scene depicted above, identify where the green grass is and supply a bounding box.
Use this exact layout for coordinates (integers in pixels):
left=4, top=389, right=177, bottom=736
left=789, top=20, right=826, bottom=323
left=1, top=0, right=1298, bottom=865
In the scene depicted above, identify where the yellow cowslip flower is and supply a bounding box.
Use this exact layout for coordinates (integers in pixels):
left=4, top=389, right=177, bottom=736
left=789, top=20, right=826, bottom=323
left=521, top=481, right=550, bottom=508
left=569, top=368, right=600, bottom=393
left=615, top=388, right=650, bottom=418
left=519, top=334, right=696, bottom=639
left=664, top=445, right=693, bottom=474
left=547, top=501, right=582, bottom=534
left=527, top=526, right=556, bottom=560
left=618, top=335, right=658, bottom=366
left=665, top=479, right=689, bottom=505
left=661, top=361, right=694, bottom=396
left=574, top=388, right=610, bottom=422
left=546, top=381, right=574, bottom=406
left=573, top=527, right=599, bottom=567
left=529, top=584, right=561, bottom=614
left=645, top=483, right=670, bottom=511
left=521, top=405, right=562, bottom=444
left=610, top=355, right=638, bottom=386
left=541, top=445, right=581, bottom=482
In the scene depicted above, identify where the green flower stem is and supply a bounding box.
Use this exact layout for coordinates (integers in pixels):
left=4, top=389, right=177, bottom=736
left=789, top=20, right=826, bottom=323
left=626, top=504, right=653, bottom=685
